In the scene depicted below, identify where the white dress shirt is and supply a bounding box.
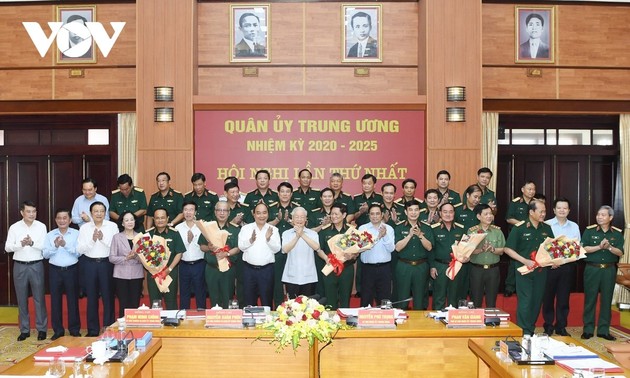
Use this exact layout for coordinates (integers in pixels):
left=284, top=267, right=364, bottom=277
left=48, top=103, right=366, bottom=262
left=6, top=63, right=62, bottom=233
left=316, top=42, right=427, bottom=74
left=281, top=228, right=319, bottom=285
left=175, top=222, right=204, bottom=262
left=238, top=222, right=281, bottom=266
left=5, top=219, right=47, bottom=262
left=77, top=220, right=119, bottom=258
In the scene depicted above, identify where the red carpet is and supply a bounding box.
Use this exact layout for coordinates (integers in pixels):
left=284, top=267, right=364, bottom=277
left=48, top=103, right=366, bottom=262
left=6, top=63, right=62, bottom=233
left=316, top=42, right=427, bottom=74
left=17, top=292, right=618, bottom=329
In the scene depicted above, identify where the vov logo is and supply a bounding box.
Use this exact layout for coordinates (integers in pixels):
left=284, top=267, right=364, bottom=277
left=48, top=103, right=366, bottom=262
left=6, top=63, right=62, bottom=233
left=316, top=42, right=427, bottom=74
left=23, top=20, right=126, bottom=58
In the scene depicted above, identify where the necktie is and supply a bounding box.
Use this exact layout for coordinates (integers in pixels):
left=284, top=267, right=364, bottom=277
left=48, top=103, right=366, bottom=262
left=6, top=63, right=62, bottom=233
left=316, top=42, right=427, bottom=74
left=358, top=43, right=363, bottom=57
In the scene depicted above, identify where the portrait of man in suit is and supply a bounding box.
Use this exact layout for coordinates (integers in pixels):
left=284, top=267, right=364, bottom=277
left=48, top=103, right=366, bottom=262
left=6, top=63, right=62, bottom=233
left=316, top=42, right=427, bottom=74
left=231, top=5, right=270, bottom=63
left=56, top=6, right=96, bottom=63
left=516, top=7, right=554, bottom=63
left=343, top=5, right=382, bottom=62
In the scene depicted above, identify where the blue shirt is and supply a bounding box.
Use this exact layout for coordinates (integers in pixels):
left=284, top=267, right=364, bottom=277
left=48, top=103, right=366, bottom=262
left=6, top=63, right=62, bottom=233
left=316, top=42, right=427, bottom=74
left=358, top=222, right=395, bottom=264
left=71, top=194, right=110, bottom=226
left=43, top=228, right=80, bottom=267
left=545, top=217, right=581, bottom=241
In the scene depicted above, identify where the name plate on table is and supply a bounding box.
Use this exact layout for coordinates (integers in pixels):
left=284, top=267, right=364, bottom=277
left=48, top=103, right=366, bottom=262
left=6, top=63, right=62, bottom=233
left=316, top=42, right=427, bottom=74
left=125, top=308, right=162, bottom=327
left=358, top=309, right=395, bottom=328
left=205, top=309, right=243, bottom=328
left=446, top=309, right=485, bottom=328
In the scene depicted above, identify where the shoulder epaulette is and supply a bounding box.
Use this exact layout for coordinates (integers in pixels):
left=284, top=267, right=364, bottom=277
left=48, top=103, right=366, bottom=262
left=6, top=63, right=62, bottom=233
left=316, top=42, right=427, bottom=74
left=612, top=226, right=622, bottom=233
left=512, top=197, right=521, bottom=202
left=246, top=189, right=257, bottom=195
left=453, top=202, right=463, bottom=208
left=468, top=225, right=480, bottom=232
left=173, top=190, right=182, bottom=194
left=490, top=224, right=501, bottom=230
left=415, top=197, right=424, bottom=202
left=586, top=224, right=597, bottom=229
left=311, top=207, right=321, bottom=212
left=134, top=187, right=144, bottom=192
left=395, top=198, right=403, bottom=203
left=229, top=221, right=240, bottom=227
left=515, top=220, right=526, bottom=227
left=393, top=201, right=404, bottom=208
left=395, top=220, right=406, bottom=226
left=293, top=188, right=299, bottom=192
left=291, top=201, right=301, bottom=207
left=354, top=193, right=363, bottom=197
left=208, top=190, right=217, bottom=195
left=169, top=226, right=178, bottom=231
left=419, top=208, right=427, bottom=213
left=240, top=203, right=250, bottom=207
left=321, top=224, right=332, bottom=230
left=111, top=189, right=120, bottom=194
left=269, top=201, right=278, bottom=207
left=184, top=190, right=193, bottom=196
left=454, top=222, right=465, bottom=228
left=146, top=227, right=155, bottom=232
left=431, top=222, right=441, bottom=228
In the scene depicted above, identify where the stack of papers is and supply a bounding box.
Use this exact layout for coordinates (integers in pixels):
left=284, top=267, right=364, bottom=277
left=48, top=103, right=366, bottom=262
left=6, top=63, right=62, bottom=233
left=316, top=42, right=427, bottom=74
left=555, top=358, right=624, bottom=373
left=337, top=307, right=408, bottom=320
left=543, top=338, right=598, bottom=359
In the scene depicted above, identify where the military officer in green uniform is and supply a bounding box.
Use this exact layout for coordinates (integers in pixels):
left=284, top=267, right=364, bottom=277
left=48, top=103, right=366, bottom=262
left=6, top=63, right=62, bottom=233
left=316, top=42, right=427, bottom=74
left=308, top=188, right=335, bottom=231
left=352, top=174, right=384, bottom=227
left=504, top=180, right=537, bottom=297
left=475, top=167, right=497, bottom=213
left=468, top=204, right=505, bottom=308
left=435, top=170, right=462, bottom=206
left=580, top=205, right=624, bottom=341
left=396, top=178, right=424, bottom=209
left=421, top=189, right=441, bottom=225
left=381, top=183, right=405, bottom=227
left=199, top=201, right=240, bottom=309
left=184, top=173, right=219, bottom=222
left=292, top=169, right=321, bottom=212
left=453, top=184, right=483, bottom=302
left=244, top=169, right=279, bottom=208
left=224, top=181, right=251, bottom=304
left=430, top=203, right=466, bottom=310
left=269, top=182, right=301, bottom=306
left=316, top=203, right=357, bottom=309
left=329, top=172, right=357, bottom=223
left=109, top=174, right=147, bottom=232
left=504, top=200, right=554, bottom=336
left=395, top=199, right=434, bottom=309
left=147, top=172, right=184, bottom=229
left=146, top=208, right=186, bottom=310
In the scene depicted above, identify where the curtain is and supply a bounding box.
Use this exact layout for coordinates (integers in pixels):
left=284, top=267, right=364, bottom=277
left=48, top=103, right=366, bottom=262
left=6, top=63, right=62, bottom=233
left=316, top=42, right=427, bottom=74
left=481, top=112, right=499, bottom=191
left=614, top=114, right=630, bottom=304
left=118, top=113, right=137, bottom=179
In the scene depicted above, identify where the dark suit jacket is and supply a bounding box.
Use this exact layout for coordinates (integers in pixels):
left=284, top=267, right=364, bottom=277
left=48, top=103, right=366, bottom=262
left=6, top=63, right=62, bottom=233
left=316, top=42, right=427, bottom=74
left=347, top=37, right=378, bottom=58
left=519, top=40, right=550, bottom=59
left=234, top=39, right=267, bottom=58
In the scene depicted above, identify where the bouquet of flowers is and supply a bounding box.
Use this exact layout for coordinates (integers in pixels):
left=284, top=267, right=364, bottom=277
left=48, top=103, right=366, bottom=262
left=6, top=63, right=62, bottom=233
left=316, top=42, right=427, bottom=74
left=446, top=232, right=487, bottom=280
left=260, top=295, right=345, bottom=353
left=517, top=235, right=585, bottom=275
left=322, top=227, right=373, bottom=276
left=133, top=233, right=172, bottom=292
left=196, top=220, right=231, bottom=272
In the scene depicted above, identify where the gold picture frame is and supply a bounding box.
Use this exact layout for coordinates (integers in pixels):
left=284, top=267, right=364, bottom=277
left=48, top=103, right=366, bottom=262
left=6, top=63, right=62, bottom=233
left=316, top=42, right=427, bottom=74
left=55, top=5, right=97, bottom=64
left=342, top=4, right=382, bottom=63
left=515, top=6, right=555, bottom=64
left=230, top=4, right=271, bottom=63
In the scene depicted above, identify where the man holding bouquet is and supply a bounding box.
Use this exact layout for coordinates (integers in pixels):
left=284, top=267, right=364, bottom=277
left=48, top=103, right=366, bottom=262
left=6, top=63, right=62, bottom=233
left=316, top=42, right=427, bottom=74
left=503, top=200, right=554, bottom=336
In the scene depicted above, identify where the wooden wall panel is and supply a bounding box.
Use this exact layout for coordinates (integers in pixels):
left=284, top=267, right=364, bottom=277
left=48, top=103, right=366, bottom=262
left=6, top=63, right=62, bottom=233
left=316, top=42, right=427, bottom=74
left=559, top=69, right=630, bottom=100
left=198, top=67, right=304, bottom=96
left=482, top=4, right=516, bottom=66
left=306, top=68, right=418, bottom=96
left=54, top=68, right=136, bottom=100
left=136, top=150, right=192, bottom=195
left=425, top=0, right=482, bottom=189
left=90, top=4, right=136, bottom=66
left=483, top=67, right=557, bottom=99
left=0, top=70, right=53, bottom=100
left=0, top=5, right=53, bottom=67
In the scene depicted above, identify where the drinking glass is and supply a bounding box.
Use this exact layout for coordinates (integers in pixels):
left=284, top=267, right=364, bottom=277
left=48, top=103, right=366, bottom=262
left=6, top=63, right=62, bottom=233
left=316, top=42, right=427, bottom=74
left=228, top=299, right=239, bottom=309
left=48, top=358, right=66, bottom=377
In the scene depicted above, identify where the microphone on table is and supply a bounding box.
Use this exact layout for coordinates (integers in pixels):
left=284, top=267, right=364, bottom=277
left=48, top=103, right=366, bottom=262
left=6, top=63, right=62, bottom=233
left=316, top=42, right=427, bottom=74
left=382, top=297, right=413, bottom=309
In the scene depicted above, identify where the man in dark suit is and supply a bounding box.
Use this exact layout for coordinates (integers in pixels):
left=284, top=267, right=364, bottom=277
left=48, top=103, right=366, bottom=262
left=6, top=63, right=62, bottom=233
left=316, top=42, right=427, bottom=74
left=60, top=14, right=93, bottom=60
left=347, top=11, right=378, bottom=58
left=234, top=13, right=266, bottom=58
left=519, top=13, right=550, bottom=59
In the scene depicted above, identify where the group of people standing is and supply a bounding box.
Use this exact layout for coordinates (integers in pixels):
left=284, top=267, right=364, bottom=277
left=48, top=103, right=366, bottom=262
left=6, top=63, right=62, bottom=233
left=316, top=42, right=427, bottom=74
left=5, top=167, right=624, bottom=343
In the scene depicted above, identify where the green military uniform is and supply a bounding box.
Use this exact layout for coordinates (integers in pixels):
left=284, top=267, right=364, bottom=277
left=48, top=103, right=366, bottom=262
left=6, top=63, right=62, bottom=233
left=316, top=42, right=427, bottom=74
left=333, top=191, right=356, bottom=216
left=227, top=202, right=251, bottom=304
left=504, top=197, right=532, bottom=294
left=352, top=192, right=384, bottom=227
left=292, top=187, right=321, bottom=213
left=269, top=201, right=300, bottom=306
left=110, top=186, right=147, bottom=232
left=454, top=202, right=479, bottom=301
left=396, top=197, right=423, bottom=208
left=146, top=226, right=186, bottom=310
left=308, top=207, right=331, bottom=230
left=383, top=202, right=406, bottom=228
left=430, top=222, right=466, bottom=310
left=479, top=187, right=496, bottom=206
left=581, top=224, right=624, bottom=336
left=199, top=222, right=240, bottom=309
left=244, top=188, right=279, bottom=209
left=147, top=189, right=184, bottom=221
left=184, top=189, right=219, bottom=222
left=419, top=208, right=440, bottom=225
left=468, top=225, right=505, bottom=308
left=319, top=223, right=355, bottom=309
left=438, top=189, right=461, bottom=205
left=505, top=220, right=554, bottom=335
left=394, top=220, right=434, bottom=310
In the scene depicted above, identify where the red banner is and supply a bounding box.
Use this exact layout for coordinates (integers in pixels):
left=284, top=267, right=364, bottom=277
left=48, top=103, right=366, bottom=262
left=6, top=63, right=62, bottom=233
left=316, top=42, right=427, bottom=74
left=194, top=110, right=425, bottom=194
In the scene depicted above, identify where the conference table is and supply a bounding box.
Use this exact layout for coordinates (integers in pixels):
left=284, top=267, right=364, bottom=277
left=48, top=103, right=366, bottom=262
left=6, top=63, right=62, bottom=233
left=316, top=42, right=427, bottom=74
left=0, top=336, right=162, bottom=377
left=128, top=311, right=522, bottom=378
left=468, top=337, right=630, bottom=377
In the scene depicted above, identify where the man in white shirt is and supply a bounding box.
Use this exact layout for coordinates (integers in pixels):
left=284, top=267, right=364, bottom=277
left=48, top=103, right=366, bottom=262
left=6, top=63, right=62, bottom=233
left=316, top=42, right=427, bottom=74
left=542, top=198, right=581, bottom=336
left=176, top=201, right=206, bottom=310
left=238, top=203, right=281, bottom=306
left=281, top=207, right=320, bottom=298
left=77, top=201, right=118, bottom=336
left=5, top=201, right=48, bottom=341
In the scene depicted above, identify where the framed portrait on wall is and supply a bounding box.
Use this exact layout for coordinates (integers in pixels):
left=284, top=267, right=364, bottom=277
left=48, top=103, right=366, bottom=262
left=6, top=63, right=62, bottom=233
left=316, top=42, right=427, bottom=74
left=515, top=6, right=555, bottom=64
left=230, top=4, right=270, bottom=63
left=342, top=4, right=382, bottom=63
left=56, top=5, right=97, bottom=64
